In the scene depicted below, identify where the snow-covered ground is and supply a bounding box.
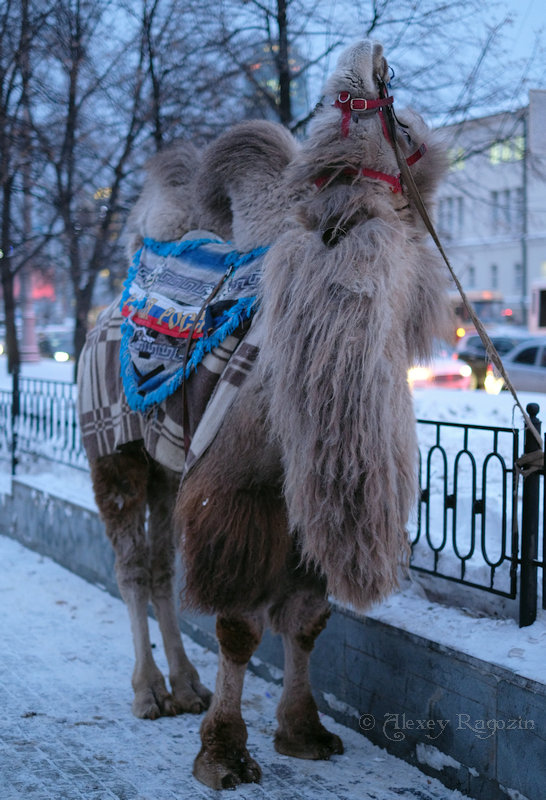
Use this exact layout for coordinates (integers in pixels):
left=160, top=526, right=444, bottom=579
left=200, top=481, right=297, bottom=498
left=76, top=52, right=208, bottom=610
left=0, top=356, right=75, bottom=387
left=0, top=533, right=470, bottom=800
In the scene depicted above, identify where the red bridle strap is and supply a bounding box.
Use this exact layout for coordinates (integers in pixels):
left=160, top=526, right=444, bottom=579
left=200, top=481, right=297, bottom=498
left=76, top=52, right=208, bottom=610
left=314, top=168, right=403, bottom=194
left=334, top=91, right=427, bottom=168
left=405, top=142, right=427, bottom=165
left=318, top=91, right=428, bottom=194
left=334, top=91, right=394, bottom=137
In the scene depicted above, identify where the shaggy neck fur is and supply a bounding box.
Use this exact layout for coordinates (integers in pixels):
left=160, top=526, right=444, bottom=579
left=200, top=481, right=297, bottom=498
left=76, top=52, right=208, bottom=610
left=258, top=40, right=453, bottom=608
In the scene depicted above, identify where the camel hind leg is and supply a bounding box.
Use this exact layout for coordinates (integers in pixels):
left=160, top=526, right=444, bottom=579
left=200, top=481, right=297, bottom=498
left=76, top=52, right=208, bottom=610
left=90, top=444, right=209, bottom=718
left=146, top=459, right=212, bottom=713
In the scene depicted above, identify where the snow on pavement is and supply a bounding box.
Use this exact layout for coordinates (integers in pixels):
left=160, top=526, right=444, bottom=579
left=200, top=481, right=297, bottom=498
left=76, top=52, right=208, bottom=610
left=0, top=534, right=467, bottom=800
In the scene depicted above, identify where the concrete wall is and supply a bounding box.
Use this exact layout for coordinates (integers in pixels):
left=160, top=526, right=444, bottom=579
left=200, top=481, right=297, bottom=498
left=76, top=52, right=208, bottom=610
left=1, top=475, right=543, bottom=800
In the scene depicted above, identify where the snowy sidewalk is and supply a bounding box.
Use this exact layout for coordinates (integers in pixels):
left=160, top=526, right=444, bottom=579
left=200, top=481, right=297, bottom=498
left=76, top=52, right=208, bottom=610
left=0, top=534, right=466, bottom=800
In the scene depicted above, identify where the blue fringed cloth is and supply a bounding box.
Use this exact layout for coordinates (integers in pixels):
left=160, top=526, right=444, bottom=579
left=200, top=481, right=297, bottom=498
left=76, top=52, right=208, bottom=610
left=119, top=234, right=266, bottom=412
left=78, top=232, right=265, bottom=473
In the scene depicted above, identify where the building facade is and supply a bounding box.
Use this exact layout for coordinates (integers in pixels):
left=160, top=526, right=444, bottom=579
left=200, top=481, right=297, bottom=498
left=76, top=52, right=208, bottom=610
left=436, top=90, right=546, bottom=324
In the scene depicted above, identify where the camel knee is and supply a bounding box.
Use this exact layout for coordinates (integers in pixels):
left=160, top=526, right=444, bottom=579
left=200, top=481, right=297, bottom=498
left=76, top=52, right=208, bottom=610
left=115, top=558, right=151, bottom=599
left=296, top=606, right=331, bottom=652
left=269, top=588, right=330, bottom=652
left=90, top=447, right=148, bottom=525
left=216, top=615, right=263, bottom=664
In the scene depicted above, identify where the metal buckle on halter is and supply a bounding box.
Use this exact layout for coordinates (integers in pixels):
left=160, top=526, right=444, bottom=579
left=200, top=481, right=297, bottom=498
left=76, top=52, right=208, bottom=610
left=350, top=98, right=368, bottom=111
left=336, top=93, right=371, bottom=112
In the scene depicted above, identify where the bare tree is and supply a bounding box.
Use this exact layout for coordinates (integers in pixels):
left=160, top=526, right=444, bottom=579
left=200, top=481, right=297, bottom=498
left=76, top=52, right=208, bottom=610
left=0, top=0, right=56, bottom=373
left=194, top=0, right=542, bottom=133
left=22, top=0, right=190, bottom=374
left=2, top=0, right=543, bottom=380
left=200, top=0, right=343, bottom=130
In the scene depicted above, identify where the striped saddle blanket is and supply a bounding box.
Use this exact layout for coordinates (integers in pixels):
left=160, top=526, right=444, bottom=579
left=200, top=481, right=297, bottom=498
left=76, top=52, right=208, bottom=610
left=78, top=232, right=266, bottom=474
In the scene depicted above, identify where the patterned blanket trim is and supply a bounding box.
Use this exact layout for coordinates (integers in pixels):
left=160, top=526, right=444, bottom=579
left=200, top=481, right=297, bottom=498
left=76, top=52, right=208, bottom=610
left=119, top=237, right=267, bottom=414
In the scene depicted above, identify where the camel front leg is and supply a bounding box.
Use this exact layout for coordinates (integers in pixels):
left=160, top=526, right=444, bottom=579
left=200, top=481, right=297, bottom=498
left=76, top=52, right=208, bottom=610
left=193, top=613, right=265, bottom=790
left=270, top=584, right=344, bottom=759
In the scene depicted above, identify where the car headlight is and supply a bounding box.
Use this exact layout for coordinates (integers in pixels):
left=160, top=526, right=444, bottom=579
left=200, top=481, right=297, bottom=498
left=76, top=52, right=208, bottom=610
left=408, top=366, right=432, bottom=384
left=53, top=351, right=70, bottom=362
left=484, top=367, right=503, bottom=395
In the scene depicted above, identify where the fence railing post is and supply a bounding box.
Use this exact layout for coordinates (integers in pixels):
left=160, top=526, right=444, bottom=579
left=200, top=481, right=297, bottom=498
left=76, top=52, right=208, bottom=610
left=519, top=403, right=541, bottom=628
left=10, top=365, right=20, bottom=476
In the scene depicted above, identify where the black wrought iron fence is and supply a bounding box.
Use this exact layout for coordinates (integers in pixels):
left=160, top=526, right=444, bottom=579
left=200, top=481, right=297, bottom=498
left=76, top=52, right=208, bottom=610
left=409, top=406, right=544, bottom=626
left=0, top=376, right=87, bottom=472
left=0, top=377, right=544, bottom=626
left=411, top=418, right=520, bottom=597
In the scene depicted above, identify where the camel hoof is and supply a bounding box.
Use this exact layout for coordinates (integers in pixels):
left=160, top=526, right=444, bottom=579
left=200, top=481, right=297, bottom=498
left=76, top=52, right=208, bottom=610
left=274, top=726, right=344, bottom=760
left=132, top=687, right=177, bottom=720
left=172, top=685, right=213, bottom=715
left=193, top=747, right=262, bottom=790
left=171, top=674, right=213, bottom=714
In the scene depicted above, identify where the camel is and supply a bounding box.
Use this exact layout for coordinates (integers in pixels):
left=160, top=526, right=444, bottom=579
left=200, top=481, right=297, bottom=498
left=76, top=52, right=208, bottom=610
left=78, top=39, right=452, bottom=790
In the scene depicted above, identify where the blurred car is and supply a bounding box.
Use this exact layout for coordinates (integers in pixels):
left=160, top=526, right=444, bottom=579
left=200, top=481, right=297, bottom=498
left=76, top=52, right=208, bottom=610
left=484, top=337, right=546, bottom=394
left=38, top=330, right=75, bottom=362
left=408, top=342, right=473, bottom=390
left=456, top=329, right=531, bottom=389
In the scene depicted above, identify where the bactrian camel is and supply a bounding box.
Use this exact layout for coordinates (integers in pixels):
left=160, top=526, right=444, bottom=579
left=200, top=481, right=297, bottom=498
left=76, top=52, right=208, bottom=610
left=77, top=39, right=451, bottom=790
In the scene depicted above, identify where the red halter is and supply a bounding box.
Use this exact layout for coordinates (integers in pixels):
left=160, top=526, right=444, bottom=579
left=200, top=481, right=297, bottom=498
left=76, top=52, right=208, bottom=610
left=318, top=91, right=427, bottom=193
left=334, top=90, right=394, bottom=137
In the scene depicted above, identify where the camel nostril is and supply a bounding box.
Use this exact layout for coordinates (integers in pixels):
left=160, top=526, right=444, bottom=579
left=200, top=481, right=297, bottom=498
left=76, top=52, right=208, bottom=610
left=321, top=226, right=346, bottom=247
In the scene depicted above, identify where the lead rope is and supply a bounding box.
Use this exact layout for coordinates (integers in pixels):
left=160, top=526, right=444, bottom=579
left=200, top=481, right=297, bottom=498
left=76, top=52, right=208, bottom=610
left=179, top=263, right=237, bottom=454
left=378, top=81, right=544, bottom=457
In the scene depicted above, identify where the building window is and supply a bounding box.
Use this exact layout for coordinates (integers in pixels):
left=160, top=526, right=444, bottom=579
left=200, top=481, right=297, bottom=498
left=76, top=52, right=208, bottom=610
left=467, top=265, right=476, bottom=288
left=514, top=263, right=522, bottom=292
left=491, top=264, right=498, bottom=290
left=448, top=147, right=465, bottom=171
left=491, top=191, right=499, bottom=231
left=491, top=188, right=523, bottom=233
left=489, top=136, right=525, bottom=164
left=514, top=187, right=524, bottom=232
left=439, top=196, right=464, bottom=238
left=457, top=196, right=464, bottom=235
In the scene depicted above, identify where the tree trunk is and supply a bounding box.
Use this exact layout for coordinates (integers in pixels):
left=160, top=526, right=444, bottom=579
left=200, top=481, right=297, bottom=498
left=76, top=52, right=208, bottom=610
left=1, top=179, right=20, bottom=374
left=73, top=280, right=94, bottom=381
left=276, top=0, right=292, bottom=126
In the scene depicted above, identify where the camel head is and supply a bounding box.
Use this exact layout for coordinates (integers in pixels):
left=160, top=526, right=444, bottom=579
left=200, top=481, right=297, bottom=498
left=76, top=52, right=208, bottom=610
left=196, top=119, right=301, bottom=252
left=323, top=38, right=390, bottom=101
left=290, top=39, right=448, bottom=243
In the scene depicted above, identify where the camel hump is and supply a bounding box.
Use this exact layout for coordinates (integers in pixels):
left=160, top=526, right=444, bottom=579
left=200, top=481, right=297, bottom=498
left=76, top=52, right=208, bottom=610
left=144, top=140, right=201, bottom=188
left=197, top=120, right=299, bottom=239
left=126, top=141, right=203, bottom=256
